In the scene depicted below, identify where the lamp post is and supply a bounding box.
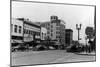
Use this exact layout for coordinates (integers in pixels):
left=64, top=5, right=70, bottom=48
left=76, top=24, right=82, bottom=42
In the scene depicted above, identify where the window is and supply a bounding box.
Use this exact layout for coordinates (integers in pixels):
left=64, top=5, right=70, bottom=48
left=14, top=25, right=17, bottom=33
left=56, top=27, right=60, bottom=30
left=56, top=23, right=60, bottom=26
left=30, top=31, right=33, bottom=35
left=51, top=29, right=53, bottom=32
left=32, top=31, right=35, bottom=35
left=26, top=29, right=28, bottom=34
left=38, top=33, right=40, bottom=36
left=36, top=32, right=40, bottom=36
left=56, top=31, right=60, bottom=34
left=45, top=33, right=46, bottom=36
left=26, top=30, right=28, bottom=34
left=29, top=30, right=31, bottom=34
left=42, top=33, right=43, bottom=38
left=47, top=31, right=50, bottom=34
left=47, top=27, right=50, bottom=30
left=48, top=23, right=50, bottom=26
left=51, top=33, right=53, bottom=36
left=24, top=29, right=25, bottom=33
left=42, top=32, right=43, bottom=35
left=42, top=24, right=45, bottom=27
left=11, top=24, right=13, bottom=32
left=51, top=25, right=53, bottom=28
left=30, top=30, right=32, bottom=35
left=19, top=26, right=22, bottom=33
left=56, top=36, right=60, bottom=39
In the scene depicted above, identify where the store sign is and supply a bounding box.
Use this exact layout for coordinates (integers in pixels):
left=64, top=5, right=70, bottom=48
left=24, top=34, right=33, bottom=41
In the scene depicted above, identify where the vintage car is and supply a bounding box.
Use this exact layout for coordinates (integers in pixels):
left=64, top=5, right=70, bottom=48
left=66, top=45, right=82, bottom=52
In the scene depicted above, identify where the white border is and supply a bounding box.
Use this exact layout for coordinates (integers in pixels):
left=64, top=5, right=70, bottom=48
left=0, top=0, right=98, bottom=67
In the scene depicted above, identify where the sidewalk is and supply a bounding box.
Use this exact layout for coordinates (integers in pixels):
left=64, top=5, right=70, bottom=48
left=11, top=50, right=64, bottom=58
left=75, top=51, right=96, bottom=56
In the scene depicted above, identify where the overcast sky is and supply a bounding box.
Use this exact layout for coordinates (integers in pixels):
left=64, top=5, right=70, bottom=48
left=12, top=1, right=95, bottom=44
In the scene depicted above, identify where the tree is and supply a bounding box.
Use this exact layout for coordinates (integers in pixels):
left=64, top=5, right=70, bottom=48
left=85, top=27, right=94, bottom=39
left=85, top=26, right=95, bottom=51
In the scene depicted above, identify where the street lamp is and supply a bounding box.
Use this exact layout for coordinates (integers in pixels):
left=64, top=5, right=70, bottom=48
left=76, top=24, right=82, bottom=42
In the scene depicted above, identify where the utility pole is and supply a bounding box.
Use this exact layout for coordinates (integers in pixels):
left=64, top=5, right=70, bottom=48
left=76, top=24, right=82, bottom=42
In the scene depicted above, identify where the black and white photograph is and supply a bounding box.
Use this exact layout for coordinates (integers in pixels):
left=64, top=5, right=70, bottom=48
left=11, top=0, right=96, bottom=67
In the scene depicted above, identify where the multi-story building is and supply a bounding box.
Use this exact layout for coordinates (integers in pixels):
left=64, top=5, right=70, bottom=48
left=41, top=16, right=66, bottom=48
left=33, top=22, right=47, bottom=41
left=41, top=21, right=51, bottom=38
left=11, top=18, right=24, bottom=47
left=20, top=18, right=41, bottom=44
left=65, top=29, right=73, bottom=47
left=41, top=27, right=47, bottom=40
left=11, top=18, right=41, bottom=47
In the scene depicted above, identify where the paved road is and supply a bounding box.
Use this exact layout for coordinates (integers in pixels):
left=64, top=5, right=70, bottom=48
left=11, top=50, right=95, bottom=66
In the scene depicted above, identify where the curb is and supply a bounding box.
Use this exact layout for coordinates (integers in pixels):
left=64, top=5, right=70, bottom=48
left=75, top=53, right=96, bottom=56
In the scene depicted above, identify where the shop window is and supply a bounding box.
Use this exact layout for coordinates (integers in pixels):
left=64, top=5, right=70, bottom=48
left=19, top=26, right=22, bottom=33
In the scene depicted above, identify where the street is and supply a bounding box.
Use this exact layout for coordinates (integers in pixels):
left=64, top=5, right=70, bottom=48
left=11, top=50, right=95, bottom=66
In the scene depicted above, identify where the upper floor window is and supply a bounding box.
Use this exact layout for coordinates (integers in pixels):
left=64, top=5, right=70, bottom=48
left=47, top=23, right=50, bottom=26
left=42, top=32, right=43, bottom=38
left=56, top=27, right=60, bottom=30
left=51, top=25, right=53, bottom=28
left=56, top=23, right=60, bottom=26
left=42, top=24, right=45, bottom=27
left=29, top=30, right=31, bottom=34
left=47, top=31, right=50, bottom=34
left=51, top=33, right=53, bottom=36
left=11, top=24, right=13, bottom=32
left=24, top=29, right=26, bottom=34
left=51, top=29, right=53, bottom=32
left=47, top=27, right=50, bottom=30
left=45, top=33, right=46, bottom=36
left=19, top=26, right=22, bottom=33
left=56, top=36, right=60, bottom=39
left=26, top=29, right=28, bottom=34
left=56, top=31, right=60, bottom=34
left=31, top=31, right=33, bottom=35
left=14, top=25, right=17, bottom=33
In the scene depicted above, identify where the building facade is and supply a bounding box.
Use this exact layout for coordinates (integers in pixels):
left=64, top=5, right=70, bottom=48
left=11, top=18, right=41, bottom=47
left=41, top=27, right=47, bottom=40
left=11, top=18, right=23, bottom=46
left=23, top=19, right=41, bottom=44
left=41, top=16, right=66, bottom=47
left=65, top=29, right=73, bottom=47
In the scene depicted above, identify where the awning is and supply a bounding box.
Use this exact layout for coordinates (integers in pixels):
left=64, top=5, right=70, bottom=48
left=11, top=40, right=23, bottom=43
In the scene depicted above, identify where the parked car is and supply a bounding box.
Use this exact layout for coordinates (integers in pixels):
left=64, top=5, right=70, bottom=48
left=12, top=46, right=20, bottom=52
left=66, top=45, right=82, bottom=52
left=12, top=44, right=27, bottom=52
left=49, top=46, right=55, bottom=50
left=28, top=46, right=33, bottom=50
left=35, top=44, right=47, bottom=51
left=18, top=46, right=27, bottom=51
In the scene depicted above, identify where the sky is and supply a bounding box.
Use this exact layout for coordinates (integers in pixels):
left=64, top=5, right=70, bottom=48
left=12, top=1, right=95, bottom=44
